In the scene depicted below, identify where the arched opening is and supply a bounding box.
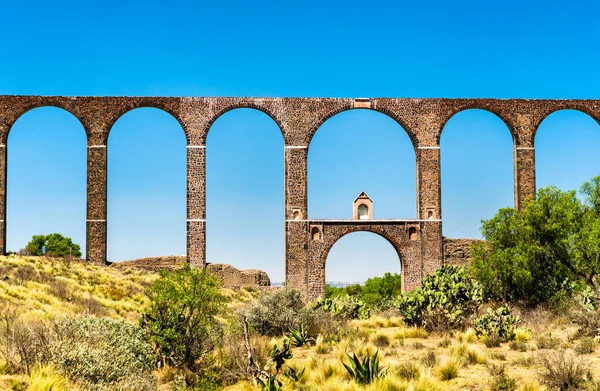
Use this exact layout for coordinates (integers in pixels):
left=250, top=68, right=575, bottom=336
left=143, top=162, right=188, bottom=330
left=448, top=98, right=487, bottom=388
left=107, top=108, right=186, bottom=262
left=308, top=109, right=416, bottom=219
left=535, top=110, right=600, bottom=192
left=325, top=231, right=401, bottom=288
left=357, top=204, right=369, bottom=219
left=408, top=227, right=417, bottom=240
left=441, top=109, right=513, bottom=239
left=7, top=107, right=86, bottom=254
left=206, top=109, right=284, bottom=282
left=311, top=227, right=321, bottom=241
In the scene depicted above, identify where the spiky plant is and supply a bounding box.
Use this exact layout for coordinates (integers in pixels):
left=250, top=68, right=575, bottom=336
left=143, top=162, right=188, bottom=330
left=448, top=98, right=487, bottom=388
left=342, top=349, right=385, bottom=384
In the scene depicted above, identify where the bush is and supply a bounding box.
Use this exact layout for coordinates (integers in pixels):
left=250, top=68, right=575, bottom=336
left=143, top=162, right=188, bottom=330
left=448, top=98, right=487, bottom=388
left=312, top=294, right=370, bottom=320
left=141, top=266, right=225, bottom=371
left=437, top=358, right=461, bottom=380
left=538, top=350, right=589, bottom=390
left=473, top=307, right=520, bottom=342
left=51, top=315, right=155, bottom=391
left=244, top=288, right=316, bottom=336
left=573, top=286, right=600, bottom=338
left=575, top=337, right=597, bottom=355
left=219, top=319, right=272, bottom=386
left=396, top=265, right=483, bottom=331
left=25, top=233, right=82, bottom=258
left=470, top=177, right=600, bottom=305
left=535, top=332, right=561, bottom=350
left=326, top=273, right=402, bottom=308
left=0, top=306, right=50, bottom=374
left=487, top=365, right=517, bottom=391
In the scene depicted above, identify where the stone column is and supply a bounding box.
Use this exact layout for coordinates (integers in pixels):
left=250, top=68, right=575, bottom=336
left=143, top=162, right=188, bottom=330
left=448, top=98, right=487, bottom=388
left=284, top=146, right=309, bottom=292
left=416, top=146, right=441, bottom=220
left=416, top=145, right=443, bottom=274
left=86, top=144, right=107, bottom=264
left=0, top=145, right=6, bottom=255
left=514, top=145, right=536, bottom=210
left=187, top=145, right=206, bottom=267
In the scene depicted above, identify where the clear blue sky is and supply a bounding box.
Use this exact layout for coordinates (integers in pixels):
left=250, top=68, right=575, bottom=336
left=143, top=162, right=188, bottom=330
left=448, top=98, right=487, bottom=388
left=2, top=0, right=600, bottom=282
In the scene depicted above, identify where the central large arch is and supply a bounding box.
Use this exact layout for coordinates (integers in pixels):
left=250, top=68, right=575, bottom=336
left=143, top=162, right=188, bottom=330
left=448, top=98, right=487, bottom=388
left=305, top=220, right=426, bottom=299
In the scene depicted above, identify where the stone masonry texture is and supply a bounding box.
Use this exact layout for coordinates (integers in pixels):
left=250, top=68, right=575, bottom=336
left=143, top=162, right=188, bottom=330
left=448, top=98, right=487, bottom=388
left=2, top=96, right=599, bottom=299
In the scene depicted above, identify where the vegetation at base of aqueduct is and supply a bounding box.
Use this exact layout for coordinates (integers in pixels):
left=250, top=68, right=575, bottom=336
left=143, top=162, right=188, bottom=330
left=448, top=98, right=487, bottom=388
left=1, top=175, right=600, bottom=390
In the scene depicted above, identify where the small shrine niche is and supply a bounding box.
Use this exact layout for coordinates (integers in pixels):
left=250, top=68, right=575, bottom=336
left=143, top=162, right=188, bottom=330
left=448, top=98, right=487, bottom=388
left=292, top=208, right=303, bottom=220
left=311, top=226, right=322, bottom=241
left=408, top=227, right=418, bottom=240
left=425, top=207, right=436, bottom=220
left=353, top=192, right=373, bottom=220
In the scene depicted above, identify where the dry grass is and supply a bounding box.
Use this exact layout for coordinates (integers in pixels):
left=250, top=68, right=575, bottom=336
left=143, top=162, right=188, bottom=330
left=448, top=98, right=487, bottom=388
left=5, top=256, right=600, bottom=391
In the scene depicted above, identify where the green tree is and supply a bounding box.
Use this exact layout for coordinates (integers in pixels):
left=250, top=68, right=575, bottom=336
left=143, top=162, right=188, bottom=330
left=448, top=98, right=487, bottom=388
left=471, top=176, right=600, bottom=305
left=325, top=273, right=401, bottom=307
left=24, top=233, right=82, bottom=257
left=141, top=266, right=226, bottom=371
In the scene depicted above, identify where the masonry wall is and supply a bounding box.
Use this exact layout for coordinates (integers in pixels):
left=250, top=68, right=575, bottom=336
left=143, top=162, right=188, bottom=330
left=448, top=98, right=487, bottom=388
left=1, top=96, right=599, bottom=296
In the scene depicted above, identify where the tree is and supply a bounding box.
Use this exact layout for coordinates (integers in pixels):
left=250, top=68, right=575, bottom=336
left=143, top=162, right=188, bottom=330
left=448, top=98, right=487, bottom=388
left=141, top=266, right=226, bottom=371
left=325, top=273, right=402, bottom=307
left=24, top=233, right=82, bottom=258
left=471, top=176, right=600, bottom=305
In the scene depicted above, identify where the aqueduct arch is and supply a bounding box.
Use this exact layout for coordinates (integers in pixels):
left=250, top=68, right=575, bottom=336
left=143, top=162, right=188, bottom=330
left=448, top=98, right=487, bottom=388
left=1, top=96, right=600, bottom=299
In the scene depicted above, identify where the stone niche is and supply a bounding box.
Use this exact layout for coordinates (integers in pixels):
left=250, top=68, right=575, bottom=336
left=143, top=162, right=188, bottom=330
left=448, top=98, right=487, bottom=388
left=353, top=192, right=373, bottom=220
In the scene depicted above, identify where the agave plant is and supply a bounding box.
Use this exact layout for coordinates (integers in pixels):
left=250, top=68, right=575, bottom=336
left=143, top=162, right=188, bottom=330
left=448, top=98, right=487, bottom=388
left=284, top=365, right=306, bottom=382
left=343, top=349, right=385, bottom=384
left=257, top=375, right=283, bottom=391
left=287, top=324, right=315, bottom=347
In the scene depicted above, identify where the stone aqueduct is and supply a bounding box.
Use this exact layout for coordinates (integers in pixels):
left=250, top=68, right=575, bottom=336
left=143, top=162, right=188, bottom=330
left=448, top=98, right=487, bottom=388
left=1, top=96, right=599, bottom=299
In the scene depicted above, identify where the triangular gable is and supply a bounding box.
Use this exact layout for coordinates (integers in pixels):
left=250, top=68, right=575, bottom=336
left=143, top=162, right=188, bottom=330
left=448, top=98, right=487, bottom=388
left=354, top=192, right=371, bottom=203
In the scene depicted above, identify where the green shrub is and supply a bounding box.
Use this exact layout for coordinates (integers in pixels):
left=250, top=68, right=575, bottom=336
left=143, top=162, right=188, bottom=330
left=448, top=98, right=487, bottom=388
left=473, top=307, right=520, bottom=342
left=343, top=350, right=385, bottom=385
left=312, top=294, right=370, bottom=320
left=141, top=266, right=225, bottom=372
left=573, top=286, right=600, bottom=338
left=244, top=288, right=315, bottom=335
left=326, top=273, right=402, bottom=308
left=287, top=325, right=315, bottom=347
left=396, top=265, right=483, bottom=331
left=575, top=337, right=597, bottom=354
left=51, top=315, right=155, bottom=391
left=490, top=375, right=517, bottom=391
left=484, top=335, right=502, bottom=348
left=535, top=332, right=561, bottom=350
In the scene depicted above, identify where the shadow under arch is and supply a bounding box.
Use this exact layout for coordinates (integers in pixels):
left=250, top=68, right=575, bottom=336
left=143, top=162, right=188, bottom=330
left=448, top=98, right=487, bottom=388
left=7, top=106, right=87, bottom=253
left=307, top=109, right=417, bottom=220
left=535, top=109, right=600, bottom=192
left=206, top=107, right=284, bottom=281
left=440, top=108, right=514, bottom=239
left=107, top=107, right=187, bottom=262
